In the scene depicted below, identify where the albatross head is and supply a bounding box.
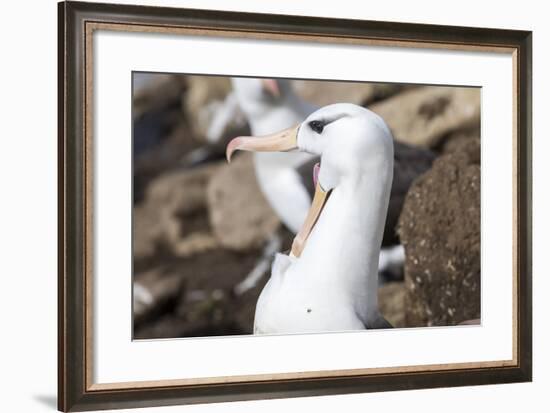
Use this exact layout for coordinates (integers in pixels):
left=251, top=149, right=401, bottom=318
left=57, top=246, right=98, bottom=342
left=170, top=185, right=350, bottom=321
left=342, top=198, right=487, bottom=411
left=231, top=78, right=292, bottom=113
left=226, top=103, right=394, bottom=257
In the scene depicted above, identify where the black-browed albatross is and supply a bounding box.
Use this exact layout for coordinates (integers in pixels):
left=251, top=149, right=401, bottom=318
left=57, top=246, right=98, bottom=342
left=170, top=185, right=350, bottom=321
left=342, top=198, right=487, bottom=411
left=227, top=103, right=394, bottom=333
left=229, top=78, right=434, bottom=280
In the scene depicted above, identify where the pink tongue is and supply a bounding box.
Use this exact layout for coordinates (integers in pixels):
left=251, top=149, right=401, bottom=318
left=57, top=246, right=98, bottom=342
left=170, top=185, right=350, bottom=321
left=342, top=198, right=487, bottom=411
left=313, top=162, right=320, bottom=188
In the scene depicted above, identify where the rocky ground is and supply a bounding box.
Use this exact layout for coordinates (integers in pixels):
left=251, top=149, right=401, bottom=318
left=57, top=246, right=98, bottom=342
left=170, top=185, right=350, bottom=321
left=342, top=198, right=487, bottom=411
left=132, top=73, right=481, bottom=338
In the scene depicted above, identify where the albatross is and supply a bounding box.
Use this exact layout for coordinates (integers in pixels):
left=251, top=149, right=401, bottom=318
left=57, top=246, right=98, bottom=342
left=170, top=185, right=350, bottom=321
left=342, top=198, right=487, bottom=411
left=227, top=103, right=394, bottom=333
left=230, top=78, right=434, bottom=281
left=231, top=77, right=317, bottom=232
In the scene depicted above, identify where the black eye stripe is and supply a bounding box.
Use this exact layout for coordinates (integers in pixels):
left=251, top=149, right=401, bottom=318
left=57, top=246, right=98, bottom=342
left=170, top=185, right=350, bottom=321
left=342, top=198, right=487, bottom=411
left=308, top=120, right=325, bottom=134
left=307, top=114, right=349, bottom=134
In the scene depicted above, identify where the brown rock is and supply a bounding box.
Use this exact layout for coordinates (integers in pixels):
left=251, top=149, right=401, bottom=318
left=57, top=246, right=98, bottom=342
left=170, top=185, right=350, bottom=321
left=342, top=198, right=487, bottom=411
left=294, top=80, right=403, bottom=107
left=371, top=86, right=480, bottom=148
left=207, top=153, right=281, bottom=251
left=133, top=163, right=221, bottom=264
left=147, top=164, right=217, bottom=217
left=133, top=204, right=164, bottom=261
left=172, top=233, right=219, bottom=258
left=384, top=142, right=436, bottom=245
left=459, top=319, right=480, bottom=326
left=378, top=282, right=406, bottom=328
left=397, top=141, right=480, bottom=327
left=184, top=76, right=232, bottom=117
left=440, top=128, right=481, bottom=162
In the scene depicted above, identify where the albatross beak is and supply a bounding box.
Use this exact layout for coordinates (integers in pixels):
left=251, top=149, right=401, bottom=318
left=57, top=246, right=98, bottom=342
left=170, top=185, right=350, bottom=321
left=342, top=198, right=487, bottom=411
left=226, top=124, right=325, bottom=258
left=261, top=79, right=280, bottom=97
left=291, top=181, right=328, bottom=258
left=226, top=124, right=299, bottom=162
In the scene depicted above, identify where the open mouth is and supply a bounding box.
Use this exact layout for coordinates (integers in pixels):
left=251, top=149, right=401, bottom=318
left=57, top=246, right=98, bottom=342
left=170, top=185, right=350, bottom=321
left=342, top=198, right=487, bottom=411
left=313, top=162, right=320, bottom=188
left=290, top=162, right=330, bottom=258
left=225, top=128, right=330, bottom=258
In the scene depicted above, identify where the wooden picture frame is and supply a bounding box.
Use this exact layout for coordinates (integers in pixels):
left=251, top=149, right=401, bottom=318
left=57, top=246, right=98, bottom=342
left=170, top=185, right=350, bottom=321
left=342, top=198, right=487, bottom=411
left=58, top=1, right=532, bottom=411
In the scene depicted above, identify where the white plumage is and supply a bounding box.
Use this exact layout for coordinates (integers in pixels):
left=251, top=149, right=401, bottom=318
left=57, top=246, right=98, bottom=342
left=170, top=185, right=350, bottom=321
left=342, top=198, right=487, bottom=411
left=231, top=78, right=317, bottom=232
left=227, top=103, right=393, bottom=334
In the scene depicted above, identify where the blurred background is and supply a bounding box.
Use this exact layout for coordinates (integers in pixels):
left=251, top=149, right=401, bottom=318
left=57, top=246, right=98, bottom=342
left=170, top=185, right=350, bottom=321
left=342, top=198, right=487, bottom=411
left=132, top=73, right=481, bottom=339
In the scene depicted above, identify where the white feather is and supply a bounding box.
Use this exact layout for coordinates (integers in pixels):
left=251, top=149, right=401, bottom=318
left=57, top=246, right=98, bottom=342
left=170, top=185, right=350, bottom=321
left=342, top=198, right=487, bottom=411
left=253, top=104, right=394, bottom=334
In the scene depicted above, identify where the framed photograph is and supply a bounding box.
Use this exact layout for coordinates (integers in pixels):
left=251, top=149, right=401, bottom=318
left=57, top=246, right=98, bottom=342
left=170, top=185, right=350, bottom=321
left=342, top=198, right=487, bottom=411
left=58, top=1, right=532, bottom=411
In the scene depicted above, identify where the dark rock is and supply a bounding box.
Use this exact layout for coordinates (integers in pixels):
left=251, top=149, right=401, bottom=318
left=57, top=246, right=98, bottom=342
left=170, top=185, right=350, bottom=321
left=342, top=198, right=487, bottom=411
left=133, top=266, right=185, bottom=325
left=132, top=74, right=189, bottom=186
left=378, top=281, right=406, bottom=328
left=133, top=247, right=265, bottom=338
left=398, top=140, right=480, bottom=327
left=133, top=73, right=187, bottom=120
left=384, top=142, right=436, bottom=245
left=133, top=121, right=204, bottom=203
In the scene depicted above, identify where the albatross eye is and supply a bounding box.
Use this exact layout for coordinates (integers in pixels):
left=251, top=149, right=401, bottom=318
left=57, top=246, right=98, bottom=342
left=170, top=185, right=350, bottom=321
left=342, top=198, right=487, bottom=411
left=308, top=120, right=325, bottom=134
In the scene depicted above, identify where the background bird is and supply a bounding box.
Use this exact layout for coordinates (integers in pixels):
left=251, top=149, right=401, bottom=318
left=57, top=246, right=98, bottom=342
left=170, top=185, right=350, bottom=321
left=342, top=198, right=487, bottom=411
left=231, top=77, right=317, bottom=232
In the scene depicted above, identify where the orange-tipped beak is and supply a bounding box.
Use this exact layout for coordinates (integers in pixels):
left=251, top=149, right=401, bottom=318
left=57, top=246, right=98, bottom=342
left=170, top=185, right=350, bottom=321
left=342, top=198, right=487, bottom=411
left=291, top=182, right=329, bottom=258
left=261, top=79, right=280, bottom=97
left=226, top=124, right=300, bottom=162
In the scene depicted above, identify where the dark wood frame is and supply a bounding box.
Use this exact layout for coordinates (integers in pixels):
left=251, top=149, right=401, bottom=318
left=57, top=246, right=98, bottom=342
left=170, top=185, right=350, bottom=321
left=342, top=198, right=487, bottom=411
left=58, top=1, right=532, bottom=411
